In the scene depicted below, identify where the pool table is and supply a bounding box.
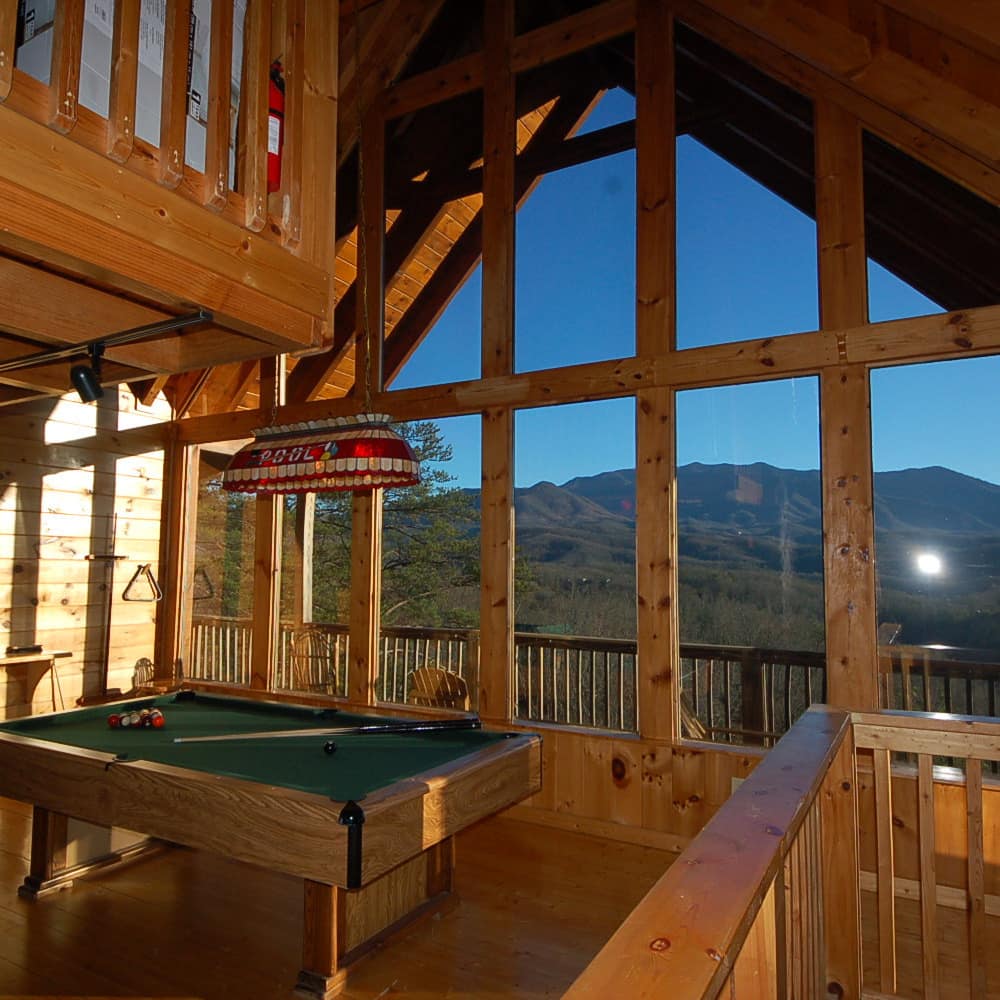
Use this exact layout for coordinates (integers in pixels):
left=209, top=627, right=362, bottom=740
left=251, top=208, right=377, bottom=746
left=0, top=689, right=541, bottom=998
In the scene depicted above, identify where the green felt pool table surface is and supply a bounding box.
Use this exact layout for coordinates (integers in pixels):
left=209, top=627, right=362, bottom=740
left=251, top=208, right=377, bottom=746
left=0, top=690, right=512, bottom=803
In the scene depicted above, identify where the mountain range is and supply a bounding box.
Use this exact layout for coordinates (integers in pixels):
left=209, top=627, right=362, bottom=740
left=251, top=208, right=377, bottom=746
left=461, top=463, right=1000, bottom=588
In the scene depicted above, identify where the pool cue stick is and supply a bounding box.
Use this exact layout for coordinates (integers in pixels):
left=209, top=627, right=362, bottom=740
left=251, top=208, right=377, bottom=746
left=172, top=716, right=482, bottom=744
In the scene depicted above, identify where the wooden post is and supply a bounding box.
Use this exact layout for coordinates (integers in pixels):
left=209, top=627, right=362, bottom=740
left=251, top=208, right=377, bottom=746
left=635, top=0, right=676, bottom=742
left=348, top=490, right=383, bottom=706
left=479, top=0, right=516, bottom=725
left=249, top=358, right=284, bottom=692
left=155, top=429, right=198, bottom=685
left=815, top=100, right=878, bottom=711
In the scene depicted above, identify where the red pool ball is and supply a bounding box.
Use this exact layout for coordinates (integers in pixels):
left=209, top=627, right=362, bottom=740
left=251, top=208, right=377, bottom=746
left=107, top=714, right=120, bottom=729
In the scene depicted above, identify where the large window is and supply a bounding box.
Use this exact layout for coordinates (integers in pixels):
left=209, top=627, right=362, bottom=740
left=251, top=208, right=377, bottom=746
left=378, top=417, right=482, bottom=709
left=872, top=357, right=1000, bottom=718
left=675, top=26, right=818, bottom=350
left=676, top=378, right=824, bottom=746
left=514, top=399, right=637, bottom=731
left=514, top=87, right=636, bottom=372
left=189, top=441, right=257, bottom=686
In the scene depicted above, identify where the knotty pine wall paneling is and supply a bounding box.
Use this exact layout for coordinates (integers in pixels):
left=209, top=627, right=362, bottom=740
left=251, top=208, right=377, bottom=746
left=0, top=389, right=169, bottom=714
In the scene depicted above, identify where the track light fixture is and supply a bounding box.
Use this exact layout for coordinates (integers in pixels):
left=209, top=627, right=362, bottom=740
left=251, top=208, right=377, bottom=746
left=70, top=343, right=105, bottom=402
left=0, top=310, right=213, bottom=402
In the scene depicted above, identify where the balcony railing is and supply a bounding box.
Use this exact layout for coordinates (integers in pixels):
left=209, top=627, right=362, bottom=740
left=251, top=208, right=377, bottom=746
left=187, top=616, right=1000, bottom=743
left=566, top=706, right=1000, bottom=998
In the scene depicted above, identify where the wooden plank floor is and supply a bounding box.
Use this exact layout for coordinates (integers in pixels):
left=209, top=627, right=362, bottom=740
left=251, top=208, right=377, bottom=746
left=0, top=797, right=675, bottom=999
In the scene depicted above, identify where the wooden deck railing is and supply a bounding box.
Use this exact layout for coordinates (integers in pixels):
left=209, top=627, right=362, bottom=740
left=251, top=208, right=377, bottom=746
left=187, top=616, right=1000, bottom=746
left=564, top=706, right=861, bottom=998
left=566, top=706, right=1000, bottom=998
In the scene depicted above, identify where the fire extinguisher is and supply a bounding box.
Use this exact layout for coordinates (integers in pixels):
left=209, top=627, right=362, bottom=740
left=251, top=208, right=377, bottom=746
left=267, top=60, right=285, bottom=193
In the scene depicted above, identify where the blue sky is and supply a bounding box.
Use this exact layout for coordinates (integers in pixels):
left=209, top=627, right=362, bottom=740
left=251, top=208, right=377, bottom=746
left=388, top=90, right=997, bottom=490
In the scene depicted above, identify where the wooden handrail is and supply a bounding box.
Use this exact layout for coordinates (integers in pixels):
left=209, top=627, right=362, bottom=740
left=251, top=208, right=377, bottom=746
left=564, top=706, right=856, bottom=998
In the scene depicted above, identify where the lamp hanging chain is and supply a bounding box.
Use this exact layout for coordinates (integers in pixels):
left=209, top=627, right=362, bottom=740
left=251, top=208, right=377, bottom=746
left=354, top=6, right=374, bottom=416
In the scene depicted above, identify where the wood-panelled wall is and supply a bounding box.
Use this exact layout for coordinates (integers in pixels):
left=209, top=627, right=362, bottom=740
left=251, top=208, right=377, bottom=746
left=0, top=390, right=168, bottom=713
left=512, top=727, right=760, bottom=851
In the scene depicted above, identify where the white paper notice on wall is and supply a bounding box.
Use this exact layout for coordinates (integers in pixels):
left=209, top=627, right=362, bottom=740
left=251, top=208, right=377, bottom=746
left=79, top=0, right=114, bottom=117
left=135, top=0, right=165, bottom=146
left=184, top=0, right=212, bottom=173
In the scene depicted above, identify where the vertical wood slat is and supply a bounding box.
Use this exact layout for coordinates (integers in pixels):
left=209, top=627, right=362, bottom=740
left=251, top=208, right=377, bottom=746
left=278, top=0, right=305, bottom=247
left=48, top=0, right=85, bottom=133
left=821, top=724, right=862, bottom=1000
left=811, top=806, right=825, bottom=997
left=107, top=0, right=140, bottom=161
left=203, top=0, right=234, bottom=207
left=917, top=753, right=939, bottom=999
left=240, top=0, right=271, bottom=231
left=159, top=0, right=193, bottom=188
left=0, top=0, right=14, bottom=102
left=966, top=757, right=987, bottom=998
left=873, top=746, right=897, bottom=992
left=634, top=0, right=675, bottom=744
left=299, top=0, right=338, bottom=274
left=731, top=878, right=779, bottom=998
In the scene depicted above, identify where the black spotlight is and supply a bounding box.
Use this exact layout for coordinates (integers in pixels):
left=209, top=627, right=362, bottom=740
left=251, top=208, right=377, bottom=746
left=70, top=343, right=105, bottom=402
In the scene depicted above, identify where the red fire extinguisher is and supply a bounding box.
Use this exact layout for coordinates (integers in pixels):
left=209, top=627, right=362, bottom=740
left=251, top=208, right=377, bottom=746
left=267, top=60, right=285, bottom=193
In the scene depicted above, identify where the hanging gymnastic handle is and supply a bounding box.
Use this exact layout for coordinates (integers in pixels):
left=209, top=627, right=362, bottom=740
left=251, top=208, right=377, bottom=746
left=123, top=564, right=163, bottom=602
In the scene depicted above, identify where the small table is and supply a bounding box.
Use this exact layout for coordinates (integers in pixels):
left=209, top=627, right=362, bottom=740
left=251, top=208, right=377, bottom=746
left=0, top=688, right=541, bottom=998
left=0, top=650, right=70, bottom=717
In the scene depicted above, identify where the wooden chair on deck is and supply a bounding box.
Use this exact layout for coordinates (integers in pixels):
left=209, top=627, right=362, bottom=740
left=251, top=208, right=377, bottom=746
left=407, top=667, right=470, bottom=711
left=679, top=691, right=708, bottom=740
left=290, top=626, right=338, bottom=695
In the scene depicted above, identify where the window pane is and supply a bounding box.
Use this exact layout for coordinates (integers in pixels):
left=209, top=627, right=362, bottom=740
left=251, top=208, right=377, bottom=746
left=189, top=442, right=256, bottom=687
left=676, top=26, right=818, bottom=349
left=514, top=55, right=636, bottom=373
left=676, top=378, right=824, bottom=746
left=514, top=399, right=637, bottom=731
left=873, top=358, right=1000, bottom=725
left=378, top=417, right=481, bottom=710
left=384, top=90, right=484, bottom=391
left=864, top=131, right=998, bottom=322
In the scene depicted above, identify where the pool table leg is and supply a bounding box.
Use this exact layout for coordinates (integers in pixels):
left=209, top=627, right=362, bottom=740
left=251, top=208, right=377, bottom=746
left=18, top=805, right=163, bottom=899
left=294, top=838, right=456, bottom=998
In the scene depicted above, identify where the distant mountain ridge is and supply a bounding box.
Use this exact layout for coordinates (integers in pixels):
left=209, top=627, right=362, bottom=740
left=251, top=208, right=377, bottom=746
left=505, top=463, right=1000, bottom=535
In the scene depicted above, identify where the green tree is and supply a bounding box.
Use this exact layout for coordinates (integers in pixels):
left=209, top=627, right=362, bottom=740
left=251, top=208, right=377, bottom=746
left=311, top=421, right=482, bottom=627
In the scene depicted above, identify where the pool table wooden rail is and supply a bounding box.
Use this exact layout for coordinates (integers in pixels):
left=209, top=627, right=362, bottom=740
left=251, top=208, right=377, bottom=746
left=0, top=726, right=541, bottom=889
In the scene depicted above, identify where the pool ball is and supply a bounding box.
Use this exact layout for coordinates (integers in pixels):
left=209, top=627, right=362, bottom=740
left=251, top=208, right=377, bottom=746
left=323, top=741, right=337, bottom=755
left=107, top=714, right=120, bottom=728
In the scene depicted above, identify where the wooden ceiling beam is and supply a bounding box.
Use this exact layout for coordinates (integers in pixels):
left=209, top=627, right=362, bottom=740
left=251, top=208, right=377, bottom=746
left=674, top=1, right=1000, bottom=207
left=337, top=0, right=448, bottom=166
left=876, top=0, right=1000, bottom=64
left=384, top=85, right=604, bottom=381
left=384, top=0, right=636, bottom=120
left=177, top=302, right=1000, bottom=445
left=692, top=0, right=1000, bottom=173
left=201, top=359, right=261, bottom=414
